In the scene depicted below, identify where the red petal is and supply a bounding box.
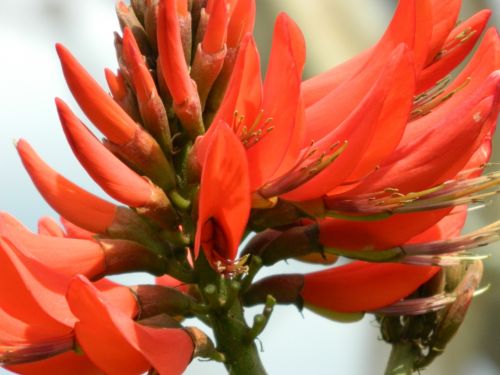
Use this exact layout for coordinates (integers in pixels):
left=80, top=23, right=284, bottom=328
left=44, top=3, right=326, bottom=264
left=56, top=98, right=156, bottom=208
left=318, top=208, right=452, bottom=251
left=227, top=0, right=255, bottom=48
left=202, top=0, right=228, bottom=54
left=157, top=0, right=196, bottom=105
left=0, top=212, right=106, bottom=278
left=302, top=262, right=438, bottom=313
left=195, top=122, right=250, bottom=264
left=67, top=276, right=193, bottom=375
left=0, top=238, right=74, bottom=330
left=105, top=68, right=128, bottom=101
left=407, top=206, right=467, bottom=244
left=349, top=72, right=500, bottom=195
left=16, top=140, right=117, bottom=233
left=418, top=10, right=491, bottom=93
left=55, top=44, right=137, bottom=145
left=424, top=0, right=462, bottom=65
left=302, top=0, right=423, bottom=110
left=246, top=13, right=306, bottom=190
left=284, top=45, right=414, bottom=201
left=38, top=217, right=65, bottom=238
left=60, top=217, right=96, bottom=241
left=212, top=35, right=262, bottom=136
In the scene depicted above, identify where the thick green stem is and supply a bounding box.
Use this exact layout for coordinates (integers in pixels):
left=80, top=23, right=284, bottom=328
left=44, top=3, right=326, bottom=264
left=384, top=342, right=418, bottom=375
left=211, top=299, right=267, bottom=375
left=196, top=254, right=267, bottom=375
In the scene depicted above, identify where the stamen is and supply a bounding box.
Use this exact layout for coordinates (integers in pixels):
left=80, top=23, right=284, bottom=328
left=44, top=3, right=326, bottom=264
left=373, top=293, right=456, bottom=316
left=325, top=171, right=500, bottom=216
left=258, top=141, right=348, bottom=198
left=432, top=27, right=477, bottom=63
left=411, top=77, right=471, bottom=120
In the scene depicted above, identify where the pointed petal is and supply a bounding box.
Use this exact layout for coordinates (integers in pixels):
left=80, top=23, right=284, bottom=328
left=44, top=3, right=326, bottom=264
left=284, top=45, right=413, bottom=201
left=318, top=208, right=452, bottom=252
left=418, top=10, right=491, bottom=93
left=202, top=0, right=228, bottom=53
left=0, top=238, right=74, bottom=330
left=195, top=122, right=250, bottom=264
left=302, top=0, right=422, bottom=110
left=16, top=140, right=117, bottom=233
left=0, top=212, right=106, bottom=278
left=424, top=0, right=462, bottom=65
left=212, top=35, right=262, bottom=131
left=37, top=217, right=65, bottom=238
left=67, top=276, right=193, bottom=375
left=60, top=217, right=96, bottom=241
left=55, top=44, right=138, bottom=145
left=227, top=0, right=255, bottom=48
left=302, top=262, right=438, bottom=313
left=157, top=0, right=196, bottom=105
left=56, top=98, right=158, bottom=208
left=245, top=13, right=306, bottom=190
left=407, top=206, right=467, bottom=244
left=349, top=71, right=500, bottom=195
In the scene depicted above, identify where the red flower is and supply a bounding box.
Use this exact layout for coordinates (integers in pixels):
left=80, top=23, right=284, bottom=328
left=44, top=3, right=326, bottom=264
left=195, top=122, right=250, bottom=269
left=2, top=0, right=499, bottom=373
left=66, top=275, right=193, bottom=375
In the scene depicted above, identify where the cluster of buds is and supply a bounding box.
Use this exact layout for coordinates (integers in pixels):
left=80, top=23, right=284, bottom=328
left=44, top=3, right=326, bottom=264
left=1, top=0, right=499, bottom=374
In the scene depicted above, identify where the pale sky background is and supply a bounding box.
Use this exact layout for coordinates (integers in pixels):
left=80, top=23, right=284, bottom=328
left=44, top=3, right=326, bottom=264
left=0, top=1, right=499, bottom=374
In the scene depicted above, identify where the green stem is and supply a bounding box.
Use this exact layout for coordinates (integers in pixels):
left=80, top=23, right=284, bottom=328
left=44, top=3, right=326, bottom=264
left=384, top=342, right=418, bottom=375
left=196, top=254, right=267, bottom=375
left=211, top=299, right=267, bottom=375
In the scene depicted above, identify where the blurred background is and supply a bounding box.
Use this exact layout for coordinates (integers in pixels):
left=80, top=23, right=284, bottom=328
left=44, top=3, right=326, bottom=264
left=0, top=0, right=498, bottom=374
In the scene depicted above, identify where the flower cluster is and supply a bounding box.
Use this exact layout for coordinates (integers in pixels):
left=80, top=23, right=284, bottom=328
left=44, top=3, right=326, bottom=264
left=1, top=0, right=499, bottom=374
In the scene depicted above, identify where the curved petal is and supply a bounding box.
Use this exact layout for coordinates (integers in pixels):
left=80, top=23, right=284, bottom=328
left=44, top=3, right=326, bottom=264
left=195, top=122, right=250, bottom=265
left=424, top=0, right=462, bottom=65
left=318, top=208, right=452, bottom=252
left=245, top=13, right=306, bottom=189
left=67, top=275, right=193, bottom=375
left=157, top=0, right=196, bottom=105
left=418, top=10, right=491, bottom=93
left=16, top=140, right=117, bottom=234
left=0, top=238, right=74, bottom=330
left=212, top=35, right=263, bottom=132
left=302, top=0, right=422, bottom=108
left=0, top=212, right=106, bottom=278
left=56, top=98, right=157, bottom=208
left=60, top=217, right=96, bottom=241
left=37, top=217, right=65, bottom=238
left=284, top=44, right=414, bottom=201
left=348, top=71, right=500, bottom=195
left=302, top=262, right=438, bottom=313
left=227, top=0, right=256, bottom=48
left=407, top=206, right=467, bottom=244
left=55, top=44, right=138, bottom=145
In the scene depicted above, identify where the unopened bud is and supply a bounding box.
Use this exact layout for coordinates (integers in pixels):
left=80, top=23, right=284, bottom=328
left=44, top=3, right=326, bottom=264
left=132, top=284, right=196, bottom=319
left=243, top=274, right=304, bottom=309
